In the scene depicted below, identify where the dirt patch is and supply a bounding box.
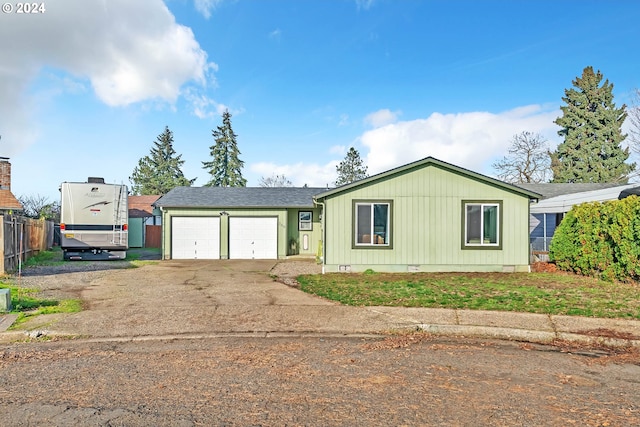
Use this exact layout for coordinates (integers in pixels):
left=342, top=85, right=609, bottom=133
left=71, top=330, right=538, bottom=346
left=270, top=258, right=322, bottom=287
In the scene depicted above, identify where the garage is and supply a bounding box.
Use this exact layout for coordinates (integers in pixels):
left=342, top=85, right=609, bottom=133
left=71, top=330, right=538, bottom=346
left=171, top=217, right=220, bottom=259
left=229, top=217, right=278, bottom=259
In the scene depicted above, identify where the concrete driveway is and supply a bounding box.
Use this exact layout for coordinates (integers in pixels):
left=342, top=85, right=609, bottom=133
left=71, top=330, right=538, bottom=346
left=19, top=259, right=422, bottom=339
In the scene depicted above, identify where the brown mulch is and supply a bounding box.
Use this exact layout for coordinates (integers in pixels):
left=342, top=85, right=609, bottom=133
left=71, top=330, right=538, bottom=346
left=531, top=262, right=558, bottom=272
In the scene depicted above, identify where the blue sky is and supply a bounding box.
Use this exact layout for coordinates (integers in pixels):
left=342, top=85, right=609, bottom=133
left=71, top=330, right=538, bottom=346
left=1, top=0, right=639, bottom=202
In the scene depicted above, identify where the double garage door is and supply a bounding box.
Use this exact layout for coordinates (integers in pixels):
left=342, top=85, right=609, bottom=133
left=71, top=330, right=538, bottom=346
left=171, top=216, right=277, bottom=260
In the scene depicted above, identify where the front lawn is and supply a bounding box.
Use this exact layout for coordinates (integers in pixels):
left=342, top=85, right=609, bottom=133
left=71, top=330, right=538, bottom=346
left=297, top=271, right=640, bottom=319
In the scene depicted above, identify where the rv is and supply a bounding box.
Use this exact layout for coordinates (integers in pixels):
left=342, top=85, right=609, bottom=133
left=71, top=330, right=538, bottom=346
left=59, top=178, right=128, bottom=260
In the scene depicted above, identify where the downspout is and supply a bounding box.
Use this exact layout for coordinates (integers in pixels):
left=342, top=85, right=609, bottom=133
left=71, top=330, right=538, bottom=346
left=313, top=197, right=326, bottom=274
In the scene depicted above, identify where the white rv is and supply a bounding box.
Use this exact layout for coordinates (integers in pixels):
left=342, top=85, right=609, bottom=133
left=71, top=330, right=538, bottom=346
left=59, top=178, right=128, bottom=260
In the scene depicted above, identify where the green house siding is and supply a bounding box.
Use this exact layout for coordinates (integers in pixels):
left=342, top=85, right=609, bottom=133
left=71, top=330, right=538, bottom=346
left=286, top=208, right=322, bottom=256
left=160, top=207, right=323, bottom=260
left=161, top=208, right=290, bottom=259
left=321, top=165, right=532, bottom=272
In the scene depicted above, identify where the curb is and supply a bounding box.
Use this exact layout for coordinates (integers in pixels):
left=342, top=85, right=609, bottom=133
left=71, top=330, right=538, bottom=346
left=418, top=324, right=640, bottom=349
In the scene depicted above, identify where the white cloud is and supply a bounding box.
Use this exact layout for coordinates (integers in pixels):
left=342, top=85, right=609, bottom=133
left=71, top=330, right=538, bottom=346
left=269, top=28, right=282, bottom=40
left=360, top=105, right=561, bottom=177
left=248, top=105, right=561, bottom=187
left=355, top=0, right=375, bottom=10
left=194, top=0, right=223, bottom=19
left=250, top=161, right=338, bottom=188
left=363, top=109, right=401, bottom=128
left=0, top=0, right=216, bottom=155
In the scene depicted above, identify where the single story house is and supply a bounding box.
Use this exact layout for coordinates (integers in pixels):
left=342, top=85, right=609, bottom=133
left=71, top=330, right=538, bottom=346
left=155, top=157, right=541, bottom=273
left=313, top=157, right=540, bottom=273
left=154, top=187, right=325, bottom=260
left=517, top=183, right=640, bottom=252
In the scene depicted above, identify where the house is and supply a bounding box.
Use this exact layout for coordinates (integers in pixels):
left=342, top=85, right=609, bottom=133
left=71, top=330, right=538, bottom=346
left=313, top=157, right=540, bottom=273
left=128, top=195, right=161, bottom=248
left=517, top=183, right=640, bottom=253
left=155, top=157, right=540, bottom=273
left=154, top=187, right=325, bottom=260
left=0, top=158, right=23, bottom=214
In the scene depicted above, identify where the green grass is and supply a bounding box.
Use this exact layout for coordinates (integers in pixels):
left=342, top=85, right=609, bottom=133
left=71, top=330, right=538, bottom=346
left=297, top=272, right=640, bottom=319
left=22, top=247, right=65, bottom=268
left=0, top=283, right=82, bottom=326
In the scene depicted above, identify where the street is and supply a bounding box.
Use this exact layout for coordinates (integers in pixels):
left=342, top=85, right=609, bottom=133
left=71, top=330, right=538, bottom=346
left=1, top=334, right=638, bottom=426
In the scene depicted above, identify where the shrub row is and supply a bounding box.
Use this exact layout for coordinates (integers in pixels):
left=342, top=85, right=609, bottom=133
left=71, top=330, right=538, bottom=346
left=549, top=195, right=640, bottom=281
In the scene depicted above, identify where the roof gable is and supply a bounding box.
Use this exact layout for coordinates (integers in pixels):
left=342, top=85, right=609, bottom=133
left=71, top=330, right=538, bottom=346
left=154, top=186, right=327, bottom=209
left=0, top=189, right=23, bottom=211
left=314, top=156, right=541, bottom=200
left=128, top=195, right=160, bottom=218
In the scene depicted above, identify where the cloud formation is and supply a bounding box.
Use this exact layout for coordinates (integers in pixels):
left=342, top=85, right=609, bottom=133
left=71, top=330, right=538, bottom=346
left=0, top=0, right=216, bottom=155
left=360, top=105, right=561, bottom=177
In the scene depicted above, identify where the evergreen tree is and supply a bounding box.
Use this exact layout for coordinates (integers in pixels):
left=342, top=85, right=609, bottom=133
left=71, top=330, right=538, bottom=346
left=130, top=126, right=195, bottom=195
left=202, top=110, right=247, bottom=187
left=551, top=66, right=635, bottom=183
left=335, top=147, right=368, bottom=186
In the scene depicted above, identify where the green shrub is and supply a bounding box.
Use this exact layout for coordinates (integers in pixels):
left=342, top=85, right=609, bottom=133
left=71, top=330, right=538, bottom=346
left=549, top=195, right=640, bottom=281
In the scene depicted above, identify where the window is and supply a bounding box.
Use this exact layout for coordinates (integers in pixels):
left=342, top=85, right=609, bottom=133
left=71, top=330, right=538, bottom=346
left=463, top=201, right=501, bottom=248
left=299, top=211, right=312, bottom=230
left=354, top=201, right=391, bottom=246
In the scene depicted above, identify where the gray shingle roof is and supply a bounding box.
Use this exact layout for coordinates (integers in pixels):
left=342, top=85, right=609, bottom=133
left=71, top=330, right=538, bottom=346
left=515, top=183, right=624, bottom=199
left=154, top=186, right=327, bottom=208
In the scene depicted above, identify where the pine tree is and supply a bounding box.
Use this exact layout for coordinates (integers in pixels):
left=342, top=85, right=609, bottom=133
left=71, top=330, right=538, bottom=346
left=202, top=110, right=247, bottom=187
left=129, top=126, right=195, bottom=195
left=335, top=147, right=368, bottom=186
left=551, top=66, right=635, bottom=183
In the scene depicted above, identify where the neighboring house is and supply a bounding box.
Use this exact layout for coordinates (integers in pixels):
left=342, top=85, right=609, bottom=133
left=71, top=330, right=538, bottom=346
left=313, top=157, right=540, bottom=273
left=154, top=187, right=325, bottom=260
left=128, top=195, right=161, bottom=248
left=517, top=183, right=640, bottom=253
left=0, top=158, right=23, bottom=214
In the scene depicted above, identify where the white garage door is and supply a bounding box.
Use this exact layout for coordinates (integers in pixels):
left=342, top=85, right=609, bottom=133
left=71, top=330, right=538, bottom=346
left=229, top=217, right=278, bottom=259
left=171, top=217, right=220, bottom=259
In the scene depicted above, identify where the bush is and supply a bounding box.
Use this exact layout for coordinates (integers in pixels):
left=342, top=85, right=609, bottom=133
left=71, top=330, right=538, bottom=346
left=549, top=195, right=640, bottom=281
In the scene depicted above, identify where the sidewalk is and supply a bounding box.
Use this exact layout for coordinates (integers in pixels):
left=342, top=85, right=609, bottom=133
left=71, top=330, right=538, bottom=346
left=2, top=306, right=639, bottom=349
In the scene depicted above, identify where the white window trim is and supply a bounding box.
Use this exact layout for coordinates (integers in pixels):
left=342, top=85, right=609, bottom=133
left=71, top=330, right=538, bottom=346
left=354, top=202, right=391, bottom=247
left=464, top=202, right=500, bottom=247
left=299, top=211, right=313, bottom=231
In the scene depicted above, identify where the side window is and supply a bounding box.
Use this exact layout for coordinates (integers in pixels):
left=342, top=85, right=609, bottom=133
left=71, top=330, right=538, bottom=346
left=354, top=201, right=391, bottom=246
left=299, top=211, right=312, bottom=231
left=463, top=201, right=501, bottom=248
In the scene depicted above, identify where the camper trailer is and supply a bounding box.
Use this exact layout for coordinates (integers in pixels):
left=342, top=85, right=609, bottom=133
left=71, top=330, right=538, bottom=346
left=59, top=178, right=128, bottom=260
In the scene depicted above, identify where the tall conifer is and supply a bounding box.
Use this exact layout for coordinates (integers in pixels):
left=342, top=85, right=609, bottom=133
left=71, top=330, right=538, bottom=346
left=202, top=110, right=247, bottom=187
left=551, top=66, right=635, bottom=183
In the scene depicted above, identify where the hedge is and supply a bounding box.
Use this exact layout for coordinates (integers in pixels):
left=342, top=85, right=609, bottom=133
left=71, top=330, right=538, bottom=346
left=549, top=195, right=640, bottom=281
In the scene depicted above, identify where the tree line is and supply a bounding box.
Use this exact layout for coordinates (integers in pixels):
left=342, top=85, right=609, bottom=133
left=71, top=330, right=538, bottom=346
left=18, top=65, right=640, bottom=218
left=128, top=109, right=369, bottom=196
left=494, top=66, right=639, bottom=184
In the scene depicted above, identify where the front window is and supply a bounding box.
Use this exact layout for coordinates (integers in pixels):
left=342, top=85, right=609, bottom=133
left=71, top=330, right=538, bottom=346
left=464, top=202, right=500, bottom=247
left=299, top=211, right=312, bottom=230
left=355, top=202, right=390, bottom=246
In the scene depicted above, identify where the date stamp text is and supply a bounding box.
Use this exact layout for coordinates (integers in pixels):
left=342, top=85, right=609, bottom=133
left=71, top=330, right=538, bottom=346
left=2, top=2, right=46, bottom=14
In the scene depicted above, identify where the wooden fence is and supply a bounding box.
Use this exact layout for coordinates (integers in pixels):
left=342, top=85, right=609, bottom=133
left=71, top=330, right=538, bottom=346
left=145, top=225, right=161, bottom=248
left=0, top=215, right=55, bottom=274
